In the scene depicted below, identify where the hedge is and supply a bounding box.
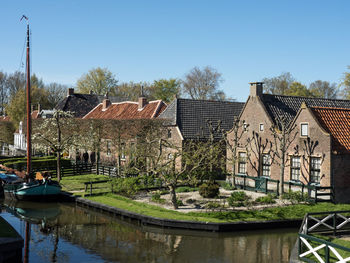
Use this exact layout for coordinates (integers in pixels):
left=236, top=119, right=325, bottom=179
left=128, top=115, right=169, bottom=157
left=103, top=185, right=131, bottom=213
left=3, top=157, right=71, bottom=171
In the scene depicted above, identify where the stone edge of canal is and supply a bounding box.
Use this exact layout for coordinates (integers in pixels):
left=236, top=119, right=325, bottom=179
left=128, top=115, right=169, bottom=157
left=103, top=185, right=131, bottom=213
left=0, top=216, right=24, bottom=263
left=60, top=193, right=302, bottom=233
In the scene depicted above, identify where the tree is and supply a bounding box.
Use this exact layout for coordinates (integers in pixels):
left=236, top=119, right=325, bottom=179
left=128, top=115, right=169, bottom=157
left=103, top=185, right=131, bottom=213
left=285, top=82, right=313, bottom=97
left=223, top=117, right=248, bottom=186
left=116, top=82, right=151, bottom=101
left=181, top=66, right=226, bottom=100
left=263, top=72, right=295, bottom=95
left=0, top=121, right=15, bottom=145
left=340, top=66, right=350, bottom=99
left=32, top=110, right=77, bottom=182
left=270, top=116, right=298, bottom=197
left=0, top=71, right=8, bottom=115
left=309, top=80, right=338, bottom=99
left=45, top=83, right=67, bottom=108
left=6, top=71, right=25, bottom=98
left=76, top=67, right=118, bottom=95
left=150, top=79, right=181, bottom=103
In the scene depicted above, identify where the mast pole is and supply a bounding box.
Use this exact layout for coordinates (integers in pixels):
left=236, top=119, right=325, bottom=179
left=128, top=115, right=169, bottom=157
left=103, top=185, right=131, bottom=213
left=25, top=20, right=32, bottom=176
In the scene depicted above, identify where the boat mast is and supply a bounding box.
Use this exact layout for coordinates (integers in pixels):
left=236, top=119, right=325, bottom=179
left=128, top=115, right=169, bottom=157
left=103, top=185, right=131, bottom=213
left=22, top=15, right=31, bottom=176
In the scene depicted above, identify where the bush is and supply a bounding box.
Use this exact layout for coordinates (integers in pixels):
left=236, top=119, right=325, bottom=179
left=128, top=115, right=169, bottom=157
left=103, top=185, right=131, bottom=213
left=282, top=190, right=308, bottom=204
left=185, top=198, right=196, bottom=204
left=175, top=186, right=198, bottom=193
left=228, top=191, right=250, bottom=207
left=255, top=194, right=276, bottom=204
left=221, top=182, right=236, bottom=191
left=4, top=157, right=70, bottom=171
left=151, top=193, right=166, bottom=204
left=205, top=201, right=222, bottom=210
left=176, top=199, right=184, bottom=207
left=199, top=181, right=220, bottom=198
left=111, top=177, right=140, bottom=197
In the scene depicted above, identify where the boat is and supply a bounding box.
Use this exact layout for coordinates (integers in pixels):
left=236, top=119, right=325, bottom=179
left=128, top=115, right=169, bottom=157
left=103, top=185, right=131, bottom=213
left=3, top=16, right=61, bottom=201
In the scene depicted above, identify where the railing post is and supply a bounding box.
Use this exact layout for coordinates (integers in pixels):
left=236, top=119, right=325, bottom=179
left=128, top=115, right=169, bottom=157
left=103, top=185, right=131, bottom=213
left=315, top=187, right=318, bottom=204
left=298, top=236, right=302, bottom=260
left=325, top=245, right=329, bottom=263
left=265, top=178, right=268, bottom=194
left=302, top=184, right=304, bottom=196
left=333, top=212, right=337, bottom=237
left=277, top=180, right=280, bottom=196
left=243, top=176, right=246, bottom=190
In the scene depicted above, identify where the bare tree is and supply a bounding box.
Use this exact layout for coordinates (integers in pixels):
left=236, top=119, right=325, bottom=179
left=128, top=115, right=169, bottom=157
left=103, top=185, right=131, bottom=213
left=263, top=72, right=295, bottom=95
left=46, top=83, right=68, bottom=108
left=33, top=110, right=77, bottom=181
left=270, top=116, right=298, bottom=197
left=309, top=80, right=338, bottom=99
left=222, top=117, right=248, bottom=186
left=181, top=66, right=226, bottom=100
left=246, top=131, right=273, bottom=177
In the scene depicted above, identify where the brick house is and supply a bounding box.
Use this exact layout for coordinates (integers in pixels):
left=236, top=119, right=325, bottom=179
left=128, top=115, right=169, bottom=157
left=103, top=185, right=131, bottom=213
left=227, top=82, right=350, bottom=202
left=81, top=94, right=167, bottom=165
left=55, top=88, right=125, bottom=118
left=158, top=98, right=244, bottom=172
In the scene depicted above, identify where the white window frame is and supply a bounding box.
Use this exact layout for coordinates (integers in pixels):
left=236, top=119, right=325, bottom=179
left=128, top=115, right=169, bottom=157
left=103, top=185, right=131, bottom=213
left=301, top=123, right=309, bottom=137
left=238, top=152, right=247, bottom=174
left=290, top=156, right=301, bottom=181
left=259, top=123, right=264, bottom=132
left=261, top=154, right=271, bottom=177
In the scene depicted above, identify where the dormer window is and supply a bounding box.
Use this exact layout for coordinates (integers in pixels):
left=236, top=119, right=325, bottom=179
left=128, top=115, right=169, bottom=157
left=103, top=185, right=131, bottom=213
left=301, top=123, right=308, bottom=137
left=259, top=123, right=264, bottom=132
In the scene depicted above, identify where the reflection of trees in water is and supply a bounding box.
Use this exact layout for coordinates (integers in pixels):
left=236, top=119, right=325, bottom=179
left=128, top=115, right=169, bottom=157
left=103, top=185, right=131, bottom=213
left=56, top=204, right=297, bottom=263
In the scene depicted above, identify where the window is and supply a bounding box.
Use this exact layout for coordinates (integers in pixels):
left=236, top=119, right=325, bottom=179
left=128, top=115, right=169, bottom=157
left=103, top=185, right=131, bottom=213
left=120, top=143, right=126, bottom=160
left=243, top=122, right=248, bottom=132
left=238, top=152, right=247, bottom=174
left=290, top=156, right=301, bottom=181
left=301, top=123, right=308, bottom=137
left=168, top=129, right=172, bottom=138
left=259, top=123, right=264, bottom=132
left=310, top=157, right=321, bottom=183
left=106, top=140, right=112, bottom=156
left=262, top=154, right=271, bottom=177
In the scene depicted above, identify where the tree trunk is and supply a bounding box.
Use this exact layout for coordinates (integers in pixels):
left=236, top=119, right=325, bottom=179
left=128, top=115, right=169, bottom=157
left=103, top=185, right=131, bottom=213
left=279, top=155, right=285, bottom=199
left=169, top=184, right=178, bottom=209
left=57, top=151, right=61, bottom=182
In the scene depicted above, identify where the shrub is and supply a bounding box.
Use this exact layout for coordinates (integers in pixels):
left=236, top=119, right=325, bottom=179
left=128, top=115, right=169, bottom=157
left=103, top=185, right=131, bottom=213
left=176, top=199, right=184, bottom=207
left=199, top=181, right=220, bottom=198
left=151, top=192, right=166, bottom=204
left=185, top=198, right=196, bottom=204
left=205, top=201, right=222, bottom=210
left=175, top=186, right=198, bottom=193
left=4, top=157, right=71, bottom=171
left=111, top=177, right=140, bottom=197
left=228, top=191, right=250, bottom=207
left=255, top=194, right=276, bottom=204
left=221, top=182, right=236, bottom=191
left=282, top=190, right=308, bottom=204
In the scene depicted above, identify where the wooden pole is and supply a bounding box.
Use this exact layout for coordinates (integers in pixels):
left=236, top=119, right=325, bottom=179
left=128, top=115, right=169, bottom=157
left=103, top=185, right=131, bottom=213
left=26, top=23, right=32, bottom=177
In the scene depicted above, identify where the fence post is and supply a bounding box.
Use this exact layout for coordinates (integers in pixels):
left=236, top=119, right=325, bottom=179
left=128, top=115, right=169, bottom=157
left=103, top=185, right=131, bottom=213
left=289, top=182, right=291, bottom=192
left=325, top=245, right=329, bottom=263
left=302, top=184, right=304, bottom=196
left=333, top=213, right=337, bottom=236
left=265, top=178, right=268, bottom=194
left=243, top=176, right=246, bottom=190
left=90, top=181, right=92, bottom=195
left=102, top=166, right=105, bottom=176
left=277, top=181, right=280, bottom=196
left=108, top=167, right=111, bottom=177
left=315, top=187, right=318, bottom=204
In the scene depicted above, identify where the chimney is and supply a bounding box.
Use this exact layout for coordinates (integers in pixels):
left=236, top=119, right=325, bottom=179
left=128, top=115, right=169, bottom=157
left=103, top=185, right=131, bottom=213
left=102, top=98, right=111, bottom=110
left=138, top=86, right=148, bottom=110
left=249, top=82, right=263, bottom=97
left=67, top=88, right=74, bottom=96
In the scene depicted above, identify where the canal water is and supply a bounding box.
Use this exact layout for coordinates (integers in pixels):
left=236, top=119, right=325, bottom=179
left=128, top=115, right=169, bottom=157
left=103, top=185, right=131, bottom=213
left=0, top=199, right=298, bottom=263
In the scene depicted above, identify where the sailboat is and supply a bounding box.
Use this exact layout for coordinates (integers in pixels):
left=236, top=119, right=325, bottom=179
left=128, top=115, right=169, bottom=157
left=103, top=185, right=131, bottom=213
left=3, top=16, right=61, bottom=201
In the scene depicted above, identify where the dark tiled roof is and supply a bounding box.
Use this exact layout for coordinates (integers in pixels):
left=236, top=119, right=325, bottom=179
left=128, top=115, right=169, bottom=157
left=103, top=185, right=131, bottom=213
left=311, top=107, right=350, bottom=154
left=158, top=98, right=245, bottom=140
left=261, top=94, right=350, bottom=126
left=83, top=100, right=167, bottom=120
left=55, top=93, right=125, bottom=118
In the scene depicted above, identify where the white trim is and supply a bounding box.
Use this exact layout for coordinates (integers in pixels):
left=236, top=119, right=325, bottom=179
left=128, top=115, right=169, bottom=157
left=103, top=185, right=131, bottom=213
left=300, top=122, right=309, bottom=137
left=176, top=126, right=184, bottom=141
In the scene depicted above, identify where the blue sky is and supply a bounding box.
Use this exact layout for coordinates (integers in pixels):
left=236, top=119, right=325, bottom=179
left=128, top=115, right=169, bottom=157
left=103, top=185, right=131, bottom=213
left=1, top=0, right=349, bottom=102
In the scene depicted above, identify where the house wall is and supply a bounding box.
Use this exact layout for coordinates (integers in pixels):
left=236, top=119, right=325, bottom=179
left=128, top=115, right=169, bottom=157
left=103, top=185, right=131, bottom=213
left=227, top=94, right=332, bottom=189
left=332, top=154, right=350, bottom=203
left=164, top=126, right=183, bottom=171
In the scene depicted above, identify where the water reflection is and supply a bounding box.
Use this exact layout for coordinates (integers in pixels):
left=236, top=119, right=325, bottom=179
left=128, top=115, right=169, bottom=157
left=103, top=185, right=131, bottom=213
left=1, top=200, right=297, bottom=263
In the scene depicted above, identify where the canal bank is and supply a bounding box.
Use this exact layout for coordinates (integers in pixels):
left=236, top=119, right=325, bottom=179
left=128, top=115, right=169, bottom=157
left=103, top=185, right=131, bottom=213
left=0, top=216, right=23, bottom=263
left=63, top=193, right=303, bottom=232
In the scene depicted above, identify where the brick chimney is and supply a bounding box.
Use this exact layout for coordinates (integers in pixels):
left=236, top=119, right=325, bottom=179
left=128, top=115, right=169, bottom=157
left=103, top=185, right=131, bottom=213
left=67, top=88, right=74, bottom=96
left=102, top=98, right=111, bottom=110
left=249, top=82, right=263, bottom=97
left=138, top=86, right=147, bottom=110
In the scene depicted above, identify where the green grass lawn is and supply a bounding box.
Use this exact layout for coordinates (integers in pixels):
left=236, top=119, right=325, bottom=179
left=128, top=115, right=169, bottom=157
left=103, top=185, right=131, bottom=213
left=0, top=216, right=20, bottom=238
left=86, top=193, right=350, bottom=223
left=60, top=174, right=110, bottom=195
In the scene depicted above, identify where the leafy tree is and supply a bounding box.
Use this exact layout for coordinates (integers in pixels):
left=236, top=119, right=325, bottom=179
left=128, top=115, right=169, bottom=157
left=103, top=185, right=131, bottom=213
left=76, top=67, right=118, bottom=95
left=263, top=72, right=295, bottom=95
left=32, top=110, right=78, bottom=181
left=309, top=80, right=338, bottom=99
left=150, top=79, right=180, bottom=103
left=0, top=120, right=15, bottom=145
left=285, top=82, right=313, bottom=97
left=181, top=66, right=226, bottom=100
left=340, top=66, right=350, bottom=99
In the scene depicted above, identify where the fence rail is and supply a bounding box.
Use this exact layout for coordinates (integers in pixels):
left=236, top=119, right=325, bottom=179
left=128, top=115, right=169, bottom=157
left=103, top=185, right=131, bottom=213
left=298, top=211, right=350, bottom=262
left=232, top=174, right=334, bottom=203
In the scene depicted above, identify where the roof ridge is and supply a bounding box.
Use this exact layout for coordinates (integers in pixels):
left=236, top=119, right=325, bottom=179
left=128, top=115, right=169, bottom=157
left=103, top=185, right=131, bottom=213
left=311, top=106, right=350, bottom=111
left=176, top=97, right=245, bottom=104
left=263, top=93, right=350, bottom=103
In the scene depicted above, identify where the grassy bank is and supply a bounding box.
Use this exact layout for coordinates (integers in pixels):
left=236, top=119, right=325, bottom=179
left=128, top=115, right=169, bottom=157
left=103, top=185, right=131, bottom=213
left=86, top=193, right=350, bottom=223
left=60, top=174, right=110, bottom=195
left=0, top=216, right=19, bottom=238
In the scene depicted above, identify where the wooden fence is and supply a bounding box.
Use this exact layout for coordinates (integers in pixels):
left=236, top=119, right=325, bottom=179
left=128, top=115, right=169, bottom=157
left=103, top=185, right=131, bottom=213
left=232, top=174, right=334, bottom=203
left=298, top=210, right=350, bottom=262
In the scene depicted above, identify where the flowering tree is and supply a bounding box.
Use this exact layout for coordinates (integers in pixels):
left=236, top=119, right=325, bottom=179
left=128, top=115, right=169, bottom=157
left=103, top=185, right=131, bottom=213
left=32, top=110, right=77, bottom=181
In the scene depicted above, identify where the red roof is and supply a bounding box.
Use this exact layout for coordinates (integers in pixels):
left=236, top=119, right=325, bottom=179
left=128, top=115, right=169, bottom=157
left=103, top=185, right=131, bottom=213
left=83, top=100, right=167, bottom=120
left=311, top=107, right=350, bottom=154
left=0, top=116, right=10, bottom=121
